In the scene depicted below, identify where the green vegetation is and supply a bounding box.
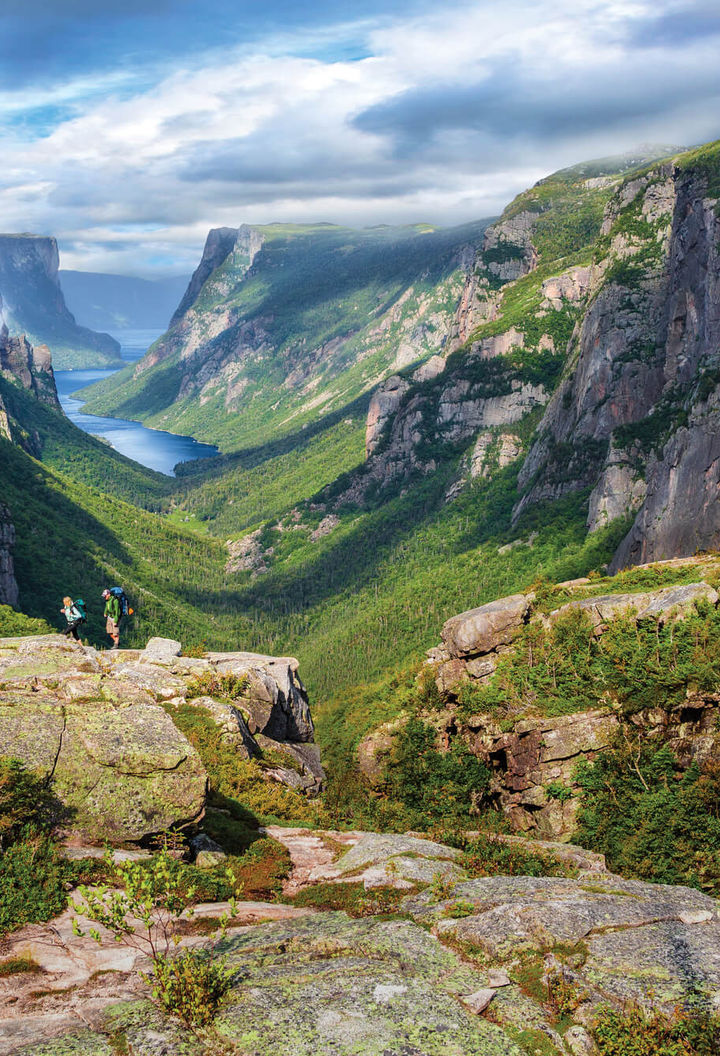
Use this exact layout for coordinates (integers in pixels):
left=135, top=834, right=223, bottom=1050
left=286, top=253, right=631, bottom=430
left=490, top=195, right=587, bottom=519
left=290, top=881, right=408, bottom=917
left=73, top=848, right=239, bottom=1026
left=0, top=954, right=41, bottom=977
left=456, top=599, right=720, bottom=719
left=170, top=701, right=327, bottom=826
left=0, top=605, right=53, bottom=636
left=454, top=833, right=578, bottom=879
left=591, top=1002, right=720, bottom=1055
left=576, top=744, right=720, bottom=895
left=78, top=220, right=489, bottom=451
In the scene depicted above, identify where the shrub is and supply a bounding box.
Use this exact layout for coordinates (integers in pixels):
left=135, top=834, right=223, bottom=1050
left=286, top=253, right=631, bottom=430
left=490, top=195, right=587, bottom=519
left=591, top=1003, right=720, bottom=1056
left=150, top=948, right=234, bottom=1027
left=575, top=744, right=720, bottom=894
left=73, top=848, right=240, bottom=1026
left=386, top=717, right=490, bottom=828
left=0, top=758, right=63, bottom=847
left=0, top=835, right=69, bottom=934
left=452, top=833, right=578, bottom=879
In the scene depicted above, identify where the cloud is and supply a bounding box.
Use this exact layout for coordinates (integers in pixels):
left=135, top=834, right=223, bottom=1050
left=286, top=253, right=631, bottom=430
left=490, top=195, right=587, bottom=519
left=0, top=0, right=718, bottom=275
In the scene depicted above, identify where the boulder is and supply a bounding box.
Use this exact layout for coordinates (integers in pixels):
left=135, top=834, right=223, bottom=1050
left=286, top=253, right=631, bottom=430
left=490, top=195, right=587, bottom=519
left=441, top=594, right=531, bottom=658
left=207, top=651, right=314, bottom=741
left=140, top=637, right=182, bottom=662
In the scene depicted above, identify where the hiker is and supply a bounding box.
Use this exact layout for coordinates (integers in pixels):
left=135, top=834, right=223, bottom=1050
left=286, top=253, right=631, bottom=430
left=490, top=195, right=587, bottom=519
left=102, top=587, right=122, bottom=650
left=61, top=596, right=85, bottom=641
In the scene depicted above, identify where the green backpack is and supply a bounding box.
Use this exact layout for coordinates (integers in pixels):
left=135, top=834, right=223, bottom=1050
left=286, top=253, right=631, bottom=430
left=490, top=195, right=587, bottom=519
left=74, top=599, right=87, bottom=623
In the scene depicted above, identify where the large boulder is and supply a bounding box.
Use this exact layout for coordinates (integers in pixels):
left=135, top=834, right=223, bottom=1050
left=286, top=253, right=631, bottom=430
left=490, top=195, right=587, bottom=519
left=0, top=636, right=206, bottom=842
left=441, top=594, right=531, bottom=658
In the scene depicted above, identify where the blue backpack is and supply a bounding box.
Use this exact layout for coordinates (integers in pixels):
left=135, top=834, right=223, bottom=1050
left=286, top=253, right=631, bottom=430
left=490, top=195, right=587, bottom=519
left=109, top=586, right=131, bottom=617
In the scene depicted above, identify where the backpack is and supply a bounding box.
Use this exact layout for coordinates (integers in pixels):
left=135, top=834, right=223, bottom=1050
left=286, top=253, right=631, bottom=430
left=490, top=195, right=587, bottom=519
left=74, top=598, right=87, bottom=624
left=109, top=586, right=133, bottom=618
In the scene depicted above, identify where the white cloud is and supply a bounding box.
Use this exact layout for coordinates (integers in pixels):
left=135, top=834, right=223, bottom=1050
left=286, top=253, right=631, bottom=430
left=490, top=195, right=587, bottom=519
left=0, top=0, right=717, bottom=274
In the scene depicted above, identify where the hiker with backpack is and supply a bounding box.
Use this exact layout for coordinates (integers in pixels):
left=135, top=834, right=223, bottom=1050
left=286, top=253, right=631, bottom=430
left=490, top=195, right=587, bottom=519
left=102, top=586, right=132, bottom=650
left=61, top=596, right=86, bottom=641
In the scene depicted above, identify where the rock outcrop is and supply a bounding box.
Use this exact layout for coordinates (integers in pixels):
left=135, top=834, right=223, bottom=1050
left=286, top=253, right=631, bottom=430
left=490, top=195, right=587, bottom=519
left=0, top=236, right=121, bottom=369
left=3, top=829, right=718, bottom=1055
left=0, top=634, right=323, bottom=842
left=414, top=576, right=720, bottom=838
left=513, top=151, right=720, bottom=569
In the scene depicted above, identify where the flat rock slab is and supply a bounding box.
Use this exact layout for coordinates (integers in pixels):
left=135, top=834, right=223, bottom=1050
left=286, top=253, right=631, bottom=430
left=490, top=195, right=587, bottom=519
left=404, top=873, right=720, bottom=1011
left=335, top=832, right=462, bottom=875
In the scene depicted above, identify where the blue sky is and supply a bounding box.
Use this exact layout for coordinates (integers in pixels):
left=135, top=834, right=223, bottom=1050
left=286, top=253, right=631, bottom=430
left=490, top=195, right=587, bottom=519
left=1, top=0, right=719, bottom=275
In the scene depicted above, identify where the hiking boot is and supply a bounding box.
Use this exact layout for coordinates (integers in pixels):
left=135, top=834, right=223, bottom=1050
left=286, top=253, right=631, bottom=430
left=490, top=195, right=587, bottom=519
left=111, top=643, right=119, bottom=651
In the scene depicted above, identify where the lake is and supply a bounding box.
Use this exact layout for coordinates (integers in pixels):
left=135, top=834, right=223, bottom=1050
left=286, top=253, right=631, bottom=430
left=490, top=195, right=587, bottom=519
left=54, top=328, right=218, bottom=476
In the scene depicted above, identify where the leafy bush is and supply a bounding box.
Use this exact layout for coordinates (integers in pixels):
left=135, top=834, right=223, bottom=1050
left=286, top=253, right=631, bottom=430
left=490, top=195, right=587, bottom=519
left=0, top=605, right=53, bottom=637
left=386, top=717, right=490, bottom=829
left=591, top=1002, right=720, bottom=1056
left=575, top=745, right=720, bottom=894
left=150, top=948, right=234, bottom=1027
left=73, top=848, right=240, bottom=1026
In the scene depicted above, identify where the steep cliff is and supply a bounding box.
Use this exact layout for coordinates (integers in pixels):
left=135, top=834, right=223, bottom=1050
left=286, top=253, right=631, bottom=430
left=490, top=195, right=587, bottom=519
left=0, top=503, right=19, bottom=608
left=514, top=142, right=720, bottom=572
left=0, top=234, right=121, bottom=369
left=78, top=220, right=489, bottom=450
left=331, top=152, right=662, bottom=507
left=339, top=144, right=720, bottom=570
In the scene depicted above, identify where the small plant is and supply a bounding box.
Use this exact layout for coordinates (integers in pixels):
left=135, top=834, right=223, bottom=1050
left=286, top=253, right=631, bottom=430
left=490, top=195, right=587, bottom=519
left=0, top=954, right=41, bottom=977
left=441, top=899, right=476, bottom=919
left=429, top=871, right=456, bottom=901
left=546, top=967, right=587, bottom=1016
left=545, top=781, right=574, bottom=803
left=186, top=671, right=249, bottom=701
left=591, top=1001, right=720, bottom=1055
left=291, top=881, right=407, bottom=918
left=72, top=846, right=242, bottom=1026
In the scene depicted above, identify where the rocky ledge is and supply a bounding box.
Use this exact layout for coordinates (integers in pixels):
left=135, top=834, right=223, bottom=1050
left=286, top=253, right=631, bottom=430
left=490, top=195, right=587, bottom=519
left=0, top=634, right=322, bottom=843
left=2, top=830, right=718, bottom=1055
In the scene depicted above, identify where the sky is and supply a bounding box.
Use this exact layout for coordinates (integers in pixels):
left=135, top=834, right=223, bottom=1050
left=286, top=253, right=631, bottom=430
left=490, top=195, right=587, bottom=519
left=1, top=0, right=719, bottom=276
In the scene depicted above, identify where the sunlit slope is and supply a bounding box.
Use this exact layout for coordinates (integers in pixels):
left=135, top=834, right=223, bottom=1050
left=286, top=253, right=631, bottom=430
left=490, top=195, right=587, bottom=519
left=78, top=221, right=489, bottom=450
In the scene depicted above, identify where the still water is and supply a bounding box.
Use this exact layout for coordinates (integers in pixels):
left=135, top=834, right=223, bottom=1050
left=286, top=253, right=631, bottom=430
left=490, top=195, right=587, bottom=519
left=54, top=329, right=218, bottom=477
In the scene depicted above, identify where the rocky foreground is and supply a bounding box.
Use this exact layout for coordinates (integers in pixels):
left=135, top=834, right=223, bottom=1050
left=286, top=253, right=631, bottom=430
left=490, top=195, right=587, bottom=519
left=0, top=633, right=321, bottom=843
left=1, top=829, right=719, bottom=1054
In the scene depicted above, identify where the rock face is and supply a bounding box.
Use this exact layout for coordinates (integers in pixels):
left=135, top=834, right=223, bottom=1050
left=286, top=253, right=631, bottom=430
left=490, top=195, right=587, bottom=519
left=0, top=324, right=58, bottom=408
left=513, top=154, right=720, bottom=568
left=0, top=634, right=323, bottom=841
left=0, top=235, right=121, bottom=369
left=0, top=505, right=19, bottom=608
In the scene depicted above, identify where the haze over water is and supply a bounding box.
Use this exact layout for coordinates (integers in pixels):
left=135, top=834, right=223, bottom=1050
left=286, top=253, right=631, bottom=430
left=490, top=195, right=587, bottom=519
left=54, top=329, right=218, bottom=476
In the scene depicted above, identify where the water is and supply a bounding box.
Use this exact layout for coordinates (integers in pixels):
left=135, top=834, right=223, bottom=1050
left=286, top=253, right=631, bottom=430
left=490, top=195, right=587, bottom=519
left=54, top=328, right=218, bottom=477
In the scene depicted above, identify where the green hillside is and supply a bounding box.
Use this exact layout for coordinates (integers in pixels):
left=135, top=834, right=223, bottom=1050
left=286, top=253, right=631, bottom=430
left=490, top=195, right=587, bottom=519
left=78, top=220, right=489, bottom=450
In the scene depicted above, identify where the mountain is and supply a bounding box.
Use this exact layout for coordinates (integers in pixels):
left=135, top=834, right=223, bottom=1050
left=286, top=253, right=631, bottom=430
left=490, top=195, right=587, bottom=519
left=59, top=270, right=189, bottom=331
left=335, top=143, right=720, bottom=571
left=0, top=235, right=122, bottom=369
left=77, top=220, right=490, bottom=450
